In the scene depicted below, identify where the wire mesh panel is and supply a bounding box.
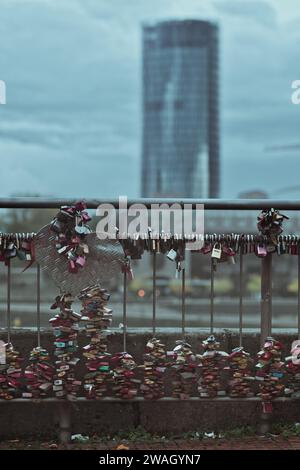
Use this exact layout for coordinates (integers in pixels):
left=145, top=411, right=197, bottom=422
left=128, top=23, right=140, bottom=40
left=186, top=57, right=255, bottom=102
left=34, top=225, right=124, bottom=295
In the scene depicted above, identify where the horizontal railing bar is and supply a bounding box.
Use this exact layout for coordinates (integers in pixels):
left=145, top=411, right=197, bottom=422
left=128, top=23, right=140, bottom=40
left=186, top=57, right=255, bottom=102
left=1, top=197, right=300, bottom=210
left=1, top=233, right=299, bottom=241
left=1, top=327, right=299, bottom=333
left=0, top=397, right=298, bottom=403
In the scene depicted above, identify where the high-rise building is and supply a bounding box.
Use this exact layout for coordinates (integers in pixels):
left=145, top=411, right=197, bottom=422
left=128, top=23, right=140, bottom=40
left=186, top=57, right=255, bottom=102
left=141, top=19, right=219, bottom=198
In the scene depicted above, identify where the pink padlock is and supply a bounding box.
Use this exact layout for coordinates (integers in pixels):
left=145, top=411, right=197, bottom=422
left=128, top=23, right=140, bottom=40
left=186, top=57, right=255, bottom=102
left=222, top=245, right=235, bottom=256
left=75, top=255, right=86, bottom=267
left=256, top=244, right=267, bottom=258
left=81, top=211, right=91, bottom=222
left=71, top=236, right=81, bottom=244
left=201, top=244, right=212, bottom=254
left=68, top=259, right=78, bottom=273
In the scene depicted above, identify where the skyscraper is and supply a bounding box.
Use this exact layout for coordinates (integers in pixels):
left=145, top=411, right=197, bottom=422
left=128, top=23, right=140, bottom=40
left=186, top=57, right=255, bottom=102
left=141, top=20, right=219, bottom=198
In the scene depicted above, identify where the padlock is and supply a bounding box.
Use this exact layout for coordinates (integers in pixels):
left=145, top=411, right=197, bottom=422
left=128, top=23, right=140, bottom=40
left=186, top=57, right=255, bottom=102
left=50, top=202, right=91, bottom=272
left=68, top=260, right=77, bottom=273
left=81, top=243, right=89, bottom=254
left=167, top=249, right=177, bottom=261
left=285, top=342, right=300, bottom=397
left=75, top=225, right=90, bottom=236
left=256, top=244, right=267, bottom=258
left=4, top=243, right=17, bottom=259
left=228, top=347, right=254, bottom=398
left=0, top=343, right=24, bottom=400
left=49, top=294, right=82, bottom=399
left=58, top=245, right=68, bottom=255
left=256, top=337, right=285, bottom=402
left=257, top=208, right=288, bottom=245
left=201, top=243, right=212, bottom=255
left=211, top=243, right=222, bottom=259
left=81, top=211, right=91, bottom=223
left=222, top=245, right=235, bottom=257
left=140, top=338, right=167, bottom=399
left=170, top=340, right=197, bottom=399
left=197, top=335, right=228, bottom=398
left=111, top=352, right=140, bottom=399
left=291, top=242, right=298, bottom=255
left=75, top=255, right=86, bottom=267
left=80, top=284, right=114, bottom=398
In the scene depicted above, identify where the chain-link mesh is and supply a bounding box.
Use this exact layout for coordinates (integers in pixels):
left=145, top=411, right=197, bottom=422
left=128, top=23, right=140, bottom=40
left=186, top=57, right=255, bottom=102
left=34, top=225, right=124, bottom=295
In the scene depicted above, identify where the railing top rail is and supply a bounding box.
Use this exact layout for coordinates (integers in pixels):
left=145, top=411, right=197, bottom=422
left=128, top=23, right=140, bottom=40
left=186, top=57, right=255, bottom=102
left=0, top=197, right=300, bottom=210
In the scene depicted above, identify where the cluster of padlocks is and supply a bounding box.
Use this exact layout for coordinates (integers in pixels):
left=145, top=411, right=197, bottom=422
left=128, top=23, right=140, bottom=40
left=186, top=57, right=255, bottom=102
left=1, top=286, right=300, bottom=405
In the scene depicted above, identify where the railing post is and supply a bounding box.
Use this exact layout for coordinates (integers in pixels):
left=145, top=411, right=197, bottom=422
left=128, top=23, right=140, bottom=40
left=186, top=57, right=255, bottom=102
left=257, top=409, right=272, bottom=435
left=239, top=250, right=244, bottom=347
left=36, top=264, right=41, bottom=348
left=298, top=250, right=300, bottom=340
left=210, top=258, right=215, bottom=334
left=123, top=266, right=127, bottom=352
left=57, top=401, right=71, bottom=444
left=181, top=265, right=186, bottom=337
left=152, top=250, right=157, bottom=336
left=261, top=252, right=272, bottom=347
left=259, top=252, right=273, bottom=435
left=6, top=260, right=11, bottom=343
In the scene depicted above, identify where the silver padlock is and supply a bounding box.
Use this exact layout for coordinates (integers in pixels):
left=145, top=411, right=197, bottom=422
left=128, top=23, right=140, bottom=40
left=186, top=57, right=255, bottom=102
left=211, top=243, right=222, bottom=259
left=167, top=249, right=177, bottom=261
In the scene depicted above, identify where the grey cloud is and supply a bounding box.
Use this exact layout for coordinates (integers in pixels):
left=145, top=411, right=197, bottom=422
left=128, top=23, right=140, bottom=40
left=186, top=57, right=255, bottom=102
left=214, top=0, right=277, bottom=27
left=0, top=0, right=299, bottom=200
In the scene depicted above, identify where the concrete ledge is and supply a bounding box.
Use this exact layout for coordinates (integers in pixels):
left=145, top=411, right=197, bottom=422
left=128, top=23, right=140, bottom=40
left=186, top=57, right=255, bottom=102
left=0, top=396, right=299, bottom=403
left=1, top=398, right=300, bottom=439
left=1, top=329, right=298, bottom=362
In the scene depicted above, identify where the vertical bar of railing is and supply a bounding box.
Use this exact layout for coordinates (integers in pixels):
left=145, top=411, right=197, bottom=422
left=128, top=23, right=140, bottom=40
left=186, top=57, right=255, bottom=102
left=58, top=402, right=71, bottom=444
left=123, top=267, right=127, bottom=352
left=210, top=258, right=214, bottom=334
left=298, top=249, right=300, bottom=340
left=7, top=260, right=11, bottom=343
left=239, top=248, right=243, bottom=347
left=261, top=252, right=272, bottom=346
left=152, top=250, right=157, bottom=336
left=37, top=263, right=41, bottom=348
left=181, top=265, right=186, bottom=337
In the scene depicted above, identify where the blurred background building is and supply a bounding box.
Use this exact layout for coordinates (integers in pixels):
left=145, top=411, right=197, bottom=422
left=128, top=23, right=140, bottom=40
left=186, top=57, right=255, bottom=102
left=1, top=4, right=300, bottom=332
left=141, top=19, right=219, bottom=198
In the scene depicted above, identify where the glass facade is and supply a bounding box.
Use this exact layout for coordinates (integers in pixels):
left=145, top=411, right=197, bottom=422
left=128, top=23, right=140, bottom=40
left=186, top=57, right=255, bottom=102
left=141, top=20, right=219, bottom=198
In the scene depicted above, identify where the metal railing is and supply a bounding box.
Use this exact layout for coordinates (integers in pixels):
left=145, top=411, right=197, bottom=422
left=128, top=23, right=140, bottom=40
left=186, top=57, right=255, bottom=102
left=1, top=197, right=300, bottom=209
left=1, top=198, right=300, bottom=341
left=2, top=198, right=300, bottom=337
left=1, top=197, right=300, bottom=441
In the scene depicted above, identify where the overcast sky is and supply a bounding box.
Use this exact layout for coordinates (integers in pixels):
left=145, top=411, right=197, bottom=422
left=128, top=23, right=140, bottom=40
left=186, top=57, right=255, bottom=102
left=0, top=0, right=300, bottom=199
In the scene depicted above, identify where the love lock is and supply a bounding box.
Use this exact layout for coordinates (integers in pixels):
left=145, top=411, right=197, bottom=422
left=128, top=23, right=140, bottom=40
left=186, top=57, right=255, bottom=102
left=211, top=243, right=222, bottom=259
left=256, top=244, right=267, bottom=257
